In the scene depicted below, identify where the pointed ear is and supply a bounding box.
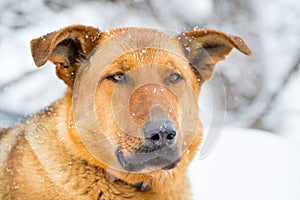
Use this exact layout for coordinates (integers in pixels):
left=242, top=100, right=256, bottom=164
left=177, top=30, right=251, bottom=81
left=30, top=25, right=101, bottom=87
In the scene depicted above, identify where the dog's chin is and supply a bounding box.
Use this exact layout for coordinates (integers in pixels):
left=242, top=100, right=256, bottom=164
left=162, top=159, right=181, bottom=170
left=116, top=147, right=181, bottom=172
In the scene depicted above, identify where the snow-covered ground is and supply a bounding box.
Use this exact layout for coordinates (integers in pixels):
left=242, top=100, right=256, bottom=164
left=190, top=127, right=300, bottom=200
left=1, top=0, right=300, bottom=199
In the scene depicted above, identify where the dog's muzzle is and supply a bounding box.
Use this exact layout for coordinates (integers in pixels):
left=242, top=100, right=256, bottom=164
left=116, top=119, right=181, bottom=172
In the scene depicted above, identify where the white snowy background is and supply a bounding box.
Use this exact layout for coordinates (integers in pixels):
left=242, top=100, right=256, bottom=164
left=0, top=0, right=300, bottom=199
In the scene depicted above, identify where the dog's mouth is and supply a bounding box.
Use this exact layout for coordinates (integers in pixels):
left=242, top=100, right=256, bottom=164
left=116, top=146, right=181, bottom=172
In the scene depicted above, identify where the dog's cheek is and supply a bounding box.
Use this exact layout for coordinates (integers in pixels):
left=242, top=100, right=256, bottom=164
left=94, top=82, right=121, bottom=142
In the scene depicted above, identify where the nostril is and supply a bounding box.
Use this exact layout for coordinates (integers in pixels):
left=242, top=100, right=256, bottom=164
left=166, top=131, right=176, bottom=141
left=150, top=133, right=160, bottom=141
left=143, top=119, right=177, bottom=147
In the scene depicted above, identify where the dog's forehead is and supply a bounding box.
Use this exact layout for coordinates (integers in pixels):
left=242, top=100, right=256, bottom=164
left=98, top=27, right=183, bottom=55
left=110, top=49, right=183, bottom=71
left=91, top=28, right=188, bottom=74
left=102, top=27, right=174, bottom=43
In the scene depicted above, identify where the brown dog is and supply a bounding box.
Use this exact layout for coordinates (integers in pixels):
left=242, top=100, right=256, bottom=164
left=0, top=25, right=251, bottom=200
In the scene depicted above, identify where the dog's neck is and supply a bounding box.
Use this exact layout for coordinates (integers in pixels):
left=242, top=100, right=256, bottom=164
left=104, top=171, right=150, bottom=191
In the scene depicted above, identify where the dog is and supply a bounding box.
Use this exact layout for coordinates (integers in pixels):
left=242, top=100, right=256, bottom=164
left=0, top=25, right=251, bottom=200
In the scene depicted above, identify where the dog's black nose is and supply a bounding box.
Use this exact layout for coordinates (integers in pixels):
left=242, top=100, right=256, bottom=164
left=143, top=119, right=177, bottom=147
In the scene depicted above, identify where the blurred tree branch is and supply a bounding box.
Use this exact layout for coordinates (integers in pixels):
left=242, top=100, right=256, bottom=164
left=0, top=110, right=25, bottom=120
left=0, top=69, right=39, bottom=92
left=249, top=54, right=300, bottom=130
left=145, top=0, right=165, bottom=25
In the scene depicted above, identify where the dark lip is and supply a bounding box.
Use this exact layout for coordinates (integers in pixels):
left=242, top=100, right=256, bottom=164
left=116, top=147, right=181, bottom=172
left=162, top=157, right=181, bottom=170
left=116, top=148, right=141, bottom=172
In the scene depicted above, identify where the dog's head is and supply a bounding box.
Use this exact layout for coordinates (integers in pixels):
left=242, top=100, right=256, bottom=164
left=31, top=25, right=251, bottom=190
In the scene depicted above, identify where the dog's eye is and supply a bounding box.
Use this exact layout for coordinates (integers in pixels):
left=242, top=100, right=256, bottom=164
left=167, top=73, right=183, bottom=84
left=107, top=72, right=127, bottom=83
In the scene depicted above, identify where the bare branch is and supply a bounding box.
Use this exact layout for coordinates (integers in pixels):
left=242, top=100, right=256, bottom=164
left=145, top=0, right=165, bottom=25
left=0, top=69, right=39, bottom=92
left=249, top=54, right=300, bottom=129
left=0, top=110, right=25, bottom=120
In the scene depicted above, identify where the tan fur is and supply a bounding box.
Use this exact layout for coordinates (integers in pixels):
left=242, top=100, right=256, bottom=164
left=0, top=25, right=251, bottom=199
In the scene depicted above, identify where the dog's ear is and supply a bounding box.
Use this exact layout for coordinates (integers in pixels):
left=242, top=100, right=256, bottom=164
left=30, top=25, right=101, bottom=87
left=178, top=30, right=251, bottom=81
